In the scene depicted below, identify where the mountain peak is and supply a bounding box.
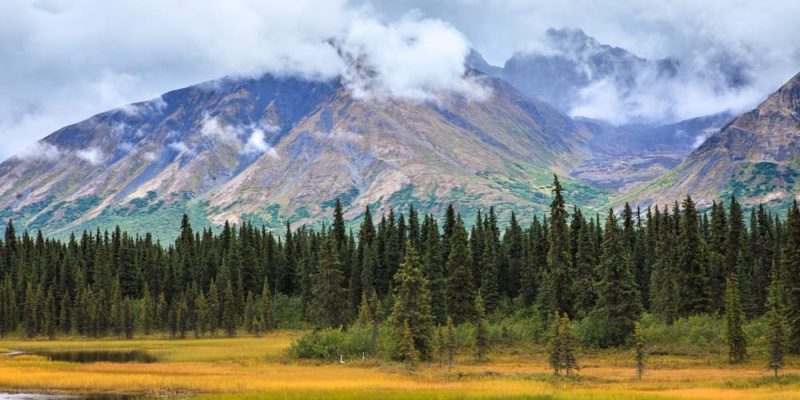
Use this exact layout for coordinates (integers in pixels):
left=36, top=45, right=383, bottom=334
left=623, top=70, right=800, bottom=209
left=0, top=71, right=600, bottom=238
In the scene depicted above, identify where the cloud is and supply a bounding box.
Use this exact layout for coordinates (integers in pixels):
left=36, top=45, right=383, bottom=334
left=0, top=0, right=798, bottom=162
left=18, top=142, right=61, bottom=161
left=313, top=129, right=363, bottom=144
left=142, top=151, right=157, bottom=161
left=201, top=117, right=280, bottom=158
left=377, top=0, right=800, bottom=122
left=200, top=115, right=240, bottom=143
left=76, top=147, right=104, bottom=165
left=241, top=129, right=280, bottom=158
left=119, top=96, right=167, bottom=117
left=0, top=1, right=484, bottom=161
left=117, top=142, right=134, bottom=152
left=168, top=141, right=191, bottom=154
left=334, top=14, right=484, bottom=101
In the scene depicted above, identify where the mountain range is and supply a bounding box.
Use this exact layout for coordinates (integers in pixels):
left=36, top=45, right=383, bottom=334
left=1, top=28, right=798, bottom=238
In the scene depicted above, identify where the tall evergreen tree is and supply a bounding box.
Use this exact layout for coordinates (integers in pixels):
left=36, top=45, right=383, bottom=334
left=261, top=279, right=275, bottom=331
left=446, top=217, right=475, bottom=324
left=724, top=274, right=747, bottom=364
left=474, top=291, right=489, bottom=362
left=594, top=209, right=641, bottom=347
left=572, top=217, right=597, bottom=318
left=444, top=316, right=455, bottom=371
left=545, top=174, right=572, bottom=316
left=678, top=196, right=711, bottom=315
left=782, top=201, right=800, bottom=352
left=311, top=236, right=348, bottom=329
left=222, top=281, right=237, bottom=337
left=634, top=322, right=645, bottom=380
left=389, top=241, right=434, bottom=360
left=399, top=320, right=418, bottom=369
left=766, top=269, right=787, bottom=377
left=480, top=229, right=500, bottom=312
left=43, top=287, right=56, bottom=340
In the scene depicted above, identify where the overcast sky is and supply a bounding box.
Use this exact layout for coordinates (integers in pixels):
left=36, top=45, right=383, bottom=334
left=2, top=0, right=799, bottom=161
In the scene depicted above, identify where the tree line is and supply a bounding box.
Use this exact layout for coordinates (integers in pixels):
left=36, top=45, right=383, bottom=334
left=0, top=175, right=797, bottom=366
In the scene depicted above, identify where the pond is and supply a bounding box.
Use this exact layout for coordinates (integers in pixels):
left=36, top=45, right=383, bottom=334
left=0, top=394, right=141, bottom=399
left=38, top=350, right=156, bottom=364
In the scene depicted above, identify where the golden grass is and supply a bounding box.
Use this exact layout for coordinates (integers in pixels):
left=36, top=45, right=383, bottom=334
left=1, top=333, right=800, bottom=399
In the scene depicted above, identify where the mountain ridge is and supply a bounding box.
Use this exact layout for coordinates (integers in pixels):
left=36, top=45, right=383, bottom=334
left=0, top=72, right=609, bottom=239
left=619, top=71, right=800, bottom=209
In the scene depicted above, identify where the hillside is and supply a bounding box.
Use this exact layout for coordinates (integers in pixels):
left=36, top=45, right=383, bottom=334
left=621, top=71, right=800, bottom=209
left=0, top=73, right=607, bottom=238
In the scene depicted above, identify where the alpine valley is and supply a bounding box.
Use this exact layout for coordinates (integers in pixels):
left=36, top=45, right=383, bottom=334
left=1, top=29, right=797, bottom=239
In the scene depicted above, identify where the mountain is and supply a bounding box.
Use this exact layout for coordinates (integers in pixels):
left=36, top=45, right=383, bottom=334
left=570, top=113, right=732, bottom=191
left=0, top=73, right=608, bottom=238
left=493, top=28, right=679, bottom=115
left=622, top=71, right=800, bottom=209
left=470, top=28, right=749, bottom=124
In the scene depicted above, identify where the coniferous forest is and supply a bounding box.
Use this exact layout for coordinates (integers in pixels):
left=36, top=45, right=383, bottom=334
left=1, top=175, right=799, bottom=363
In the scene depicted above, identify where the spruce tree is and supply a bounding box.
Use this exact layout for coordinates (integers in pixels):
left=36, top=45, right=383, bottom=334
left=634, top=322, right=645, bottom=380
left=194, top=290, right=209, bottom=337
left=260, top=280, right=274, bottom=331
left=177, top=293, right=189, bottom=339
left=678, top=196, right=711, bottom=316
left=572, top=217, right=597, bottom=318
left=110, top=279, right=123, bottom=337
left=547, top=310, right=562, bottom=375
left=765, top=267, right=787, bottom=377
left=389, top=241, right=434, bottom=360
left=423, top=216, right=447, bottom=324
left=474, top=292, right=489, bottom=362
left=58, top=292, right=71, bottom=335
left=244, top=291, right=256, bottom=334
left=444, top=316, right=455, bottom=371
left=650, top=208, right=679, bottom=324
left=23, top=282, right=37, bottom=338
left=208, top=280, right=220, bottom=336
left=400, top=320, right=419, bottom=369
left=546, top=174, right=572, bottom=316
left=123, top=297, right=134, bottom=339
left=595, top=209, right=641, bottom=347
left=357, top=293, right=372, bottom=327
left=142, top=284, right=154, bottom=335
left=156, top=292, right=167, bottom=333
left=480, top=229, right=500, bottom=312
left=222, top=281, right=237, bottom=337
left=446, top=217, right=475, bottom=324
left=724, top=274, right=747, bottom=364
left=559, top=313, right=577, bottom=376
left=311, top=235, right=348, bottom=329
left=43, top=288, right=56, bottom=340
left=782, top=201, right=800, bottom=352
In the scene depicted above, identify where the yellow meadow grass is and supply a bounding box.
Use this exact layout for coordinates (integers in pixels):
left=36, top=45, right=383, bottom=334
left=1, top=332, right=799, bottom=399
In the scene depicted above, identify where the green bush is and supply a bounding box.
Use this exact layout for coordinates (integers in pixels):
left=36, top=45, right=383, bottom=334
left=289, top=328, right=346, bottom=360
left=575, top=310, right=615, bottom=348
left=639, top=313, right=725, bottom=355
left=273, top=295, right=306, bottom=329
left=289, top=326, right=373, bottom=360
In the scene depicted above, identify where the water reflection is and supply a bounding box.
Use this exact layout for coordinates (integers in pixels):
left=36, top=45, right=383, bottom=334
left=0, top=394, right=141, bottom=399
left=40, top=350, right=156, bottom=364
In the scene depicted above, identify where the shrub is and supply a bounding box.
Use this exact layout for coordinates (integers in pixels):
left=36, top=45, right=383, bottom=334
left=639, top=313, right=725, bottom=355
left=288, top=328, right=346, bottom=360
left=273, top=295, right=306, bottom=329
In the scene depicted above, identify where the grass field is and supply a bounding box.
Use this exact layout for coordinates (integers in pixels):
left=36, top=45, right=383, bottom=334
left=1, top=332, right=800, bottom=399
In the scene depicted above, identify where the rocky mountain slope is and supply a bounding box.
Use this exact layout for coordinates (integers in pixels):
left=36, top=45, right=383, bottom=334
left=621, top=71, right=800, bottom=209
left=571, top=113, right=732, bottom=191
left=0, top=73, right=607, bottom=238
left=469, top=28, right=749, bottom=124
